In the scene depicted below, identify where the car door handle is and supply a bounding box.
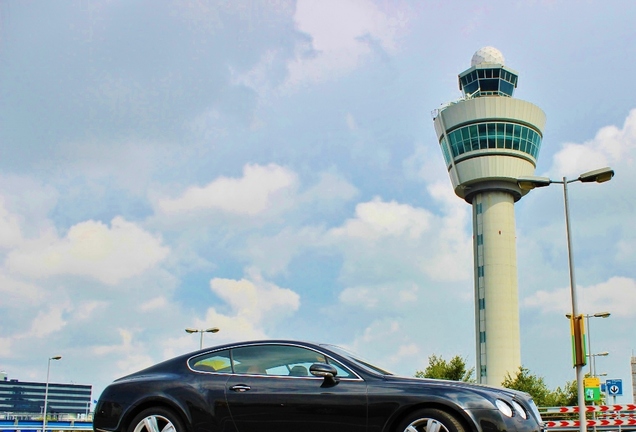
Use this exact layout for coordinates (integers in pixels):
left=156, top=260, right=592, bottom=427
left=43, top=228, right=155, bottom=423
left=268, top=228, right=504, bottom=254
left=230, top=384, right=251, bottom=392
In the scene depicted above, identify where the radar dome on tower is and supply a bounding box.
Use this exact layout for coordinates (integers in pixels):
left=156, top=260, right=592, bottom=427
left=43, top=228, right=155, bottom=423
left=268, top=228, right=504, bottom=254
left=458, top=46, right=518, bottom=98
left=471, top=46, right=505, bottom=66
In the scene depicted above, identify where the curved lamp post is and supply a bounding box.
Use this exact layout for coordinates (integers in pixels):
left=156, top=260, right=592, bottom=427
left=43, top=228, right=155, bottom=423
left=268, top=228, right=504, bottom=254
left=519, top=167, right=614, bottom=432
left=42, top=356, right=62, bottom=432
left=185, top=327, right=220, bottom=349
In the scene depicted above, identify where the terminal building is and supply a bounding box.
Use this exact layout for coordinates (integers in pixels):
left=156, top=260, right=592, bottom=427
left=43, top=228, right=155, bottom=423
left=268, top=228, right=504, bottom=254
left=0, top=372, right=92, bottom=419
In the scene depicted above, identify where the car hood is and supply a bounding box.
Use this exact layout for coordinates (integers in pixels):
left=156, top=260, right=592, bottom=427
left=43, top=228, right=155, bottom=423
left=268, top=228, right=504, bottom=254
left=383, top=375, right=532, bottom=401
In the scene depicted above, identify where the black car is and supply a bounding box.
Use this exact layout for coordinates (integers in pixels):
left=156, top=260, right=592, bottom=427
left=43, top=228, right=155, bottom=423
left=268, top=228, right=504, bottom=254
left=94, top=340, right=545, bottom=432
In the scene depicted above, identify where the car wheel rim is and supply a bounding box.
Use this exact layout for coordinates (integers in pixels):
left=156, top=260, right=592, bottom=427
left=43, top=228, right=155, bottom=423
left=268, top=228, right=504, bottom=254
left=404, top=418, right=448, bottom=432
left=133, top=415, right=176, bottom=432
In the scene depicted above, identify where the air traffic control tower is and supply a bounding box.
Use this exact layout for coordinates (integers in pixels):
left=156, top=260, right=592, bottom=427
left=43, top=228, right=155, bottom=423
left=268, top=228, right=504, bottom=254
left=432, top=47, right=546, bottom=386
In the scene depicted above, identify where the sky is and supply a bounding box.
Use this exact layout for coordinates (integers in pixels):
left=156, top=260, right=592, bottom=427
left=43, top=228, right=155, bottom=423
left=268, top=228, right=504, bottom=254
left=1, top=0, right=635, bottom=406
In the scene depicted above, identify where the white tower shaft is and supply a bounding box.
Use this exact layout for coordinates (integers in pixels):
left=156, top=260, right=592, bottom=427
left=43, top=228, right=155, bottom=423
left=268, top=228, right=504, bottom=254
left=473, top=191, right=521, bottom=385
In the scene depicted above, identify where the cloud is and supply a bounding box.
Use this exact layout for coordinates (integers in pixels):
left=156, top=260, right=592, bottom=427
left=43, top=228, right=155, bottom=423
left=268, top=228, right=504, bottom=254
left=140, top=296, right=169, bottom=312
left=28, top=303, right=71, bottom=337
left=158, top=163, right=298, bottom=216
left=328, top=196, right=472, bottom=283
left=522, top=276, right=636, bottom=318
left=0, top=197, right=23, bottom=249
left=183, top=269, right=301, bottom=342
left=331, top=197, right=432, bottom=240
left=210, top=269, right=300, bottom=322
left=339, top=282, right=419, bottom=309
left=0, top=272, right=44, bottom=304
left=550, top=108, right=636, bottom=178
left=93, top=329, right=156, bottom=377
left=6, top=217, right=169, bottom=285
left=283, top=0, right=407, bottom=87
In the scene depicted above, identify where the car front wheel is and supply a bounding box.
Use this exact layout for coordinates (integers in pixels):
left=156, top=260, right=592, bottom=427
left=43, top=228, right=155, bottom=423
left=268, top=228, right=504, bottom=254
left=129, top=407, right=184, bottom=432
left=396, top=408, right=466, bottom=432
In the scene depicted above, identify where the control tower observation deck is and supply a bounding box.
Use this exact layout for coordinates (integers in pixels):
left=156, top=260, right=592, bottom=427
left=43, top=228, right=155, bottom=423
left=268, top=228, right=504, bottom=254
left=432, top=47, right=546, bottom=386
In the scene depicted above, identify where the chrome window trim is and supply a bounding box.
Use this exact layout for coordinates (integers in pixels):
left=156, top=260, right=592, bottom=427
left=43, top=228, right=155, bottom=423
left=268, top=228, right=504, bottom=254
left=187, top=341, right=364, bottom=381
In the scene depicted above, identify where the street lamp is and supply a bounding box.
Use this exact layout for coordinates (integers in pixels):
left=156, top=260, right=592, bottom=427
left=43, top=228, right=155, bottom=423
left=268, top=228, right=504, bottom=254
left=519, top=167, right=614, bottom=432
left=185, top=327, right=220, bottom=349
left=589, top=351, right=609, bottom=377
left=42, top=356, right=61, bottom=432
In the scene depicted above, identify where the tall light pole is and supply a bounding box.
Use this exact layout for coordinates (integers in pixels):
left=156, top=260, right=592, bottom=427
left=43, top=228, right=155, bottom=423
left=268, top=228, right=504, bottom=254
left=185, top=327, right=219, bottom=349
left=42, top=356, right=61, bottom=432
left=519, top=166, right=615, bottom=432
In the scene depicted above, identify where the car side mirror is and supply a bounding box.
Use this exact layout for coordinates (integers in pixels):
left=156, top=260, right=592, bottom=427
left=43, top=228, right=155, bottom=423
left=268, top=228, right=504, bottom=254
left=309, top=363, right=339, bottom=385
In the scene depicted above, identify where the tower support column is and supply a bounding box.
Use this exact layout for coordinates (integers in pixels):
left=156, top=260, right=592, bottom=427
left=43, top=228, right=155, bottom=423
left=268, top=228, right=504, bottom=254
left=473, top=191, right=521, bottom=385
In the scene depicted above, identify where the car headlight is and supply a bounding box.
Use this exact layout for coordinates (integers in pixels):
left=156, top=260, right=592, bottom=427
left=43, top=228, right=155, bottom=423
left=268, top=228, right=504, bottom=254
left=511, top=400, right=527, bottom=419
left=496, top=399, right=513, bottom=417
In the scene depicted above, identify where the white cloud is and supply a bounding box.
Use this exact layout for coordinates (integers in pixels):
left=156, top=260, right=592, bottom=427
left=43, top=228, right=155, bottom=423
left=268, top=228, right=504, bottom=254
left=0, top=197, right=22, bottom=249
left=328, top=196, right=472, bottom=283
left=210, top=269, right=300, bottom=323
left=6, top=217, right=169, bottom=285
left=331, top=197, right=432, bottom=240
left=299, top=172, right=358, bottom=204
left=28, top=302, right=71, bottom=337
left=158, top=163, right=298, bottom=216
left=182, top=269, right=301, bottom=342
left=94, top=329, right=135, bottom=356
left=523, top=276, right=636, bottom=318
left=140, top=296, right=169, bottom=312
left=0, top=337, right=11, bottom=357
left=339, top=283, right=419, bottom=309
left=283, top=0, right=406, bottom=87
left=551, top=108, right=636, bottom=178
left=0, top=272, right=45, bottom=304
left=387, top=343, right=420, bottom=366
left=93, top=329, right=156, bottom=377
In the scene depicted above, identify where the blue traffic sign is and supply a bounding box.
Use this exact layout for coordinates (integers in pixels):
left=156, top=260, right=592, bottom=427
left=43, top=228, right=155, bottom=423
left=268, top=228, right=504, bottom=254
left=605, top=379, right=623, bottom=396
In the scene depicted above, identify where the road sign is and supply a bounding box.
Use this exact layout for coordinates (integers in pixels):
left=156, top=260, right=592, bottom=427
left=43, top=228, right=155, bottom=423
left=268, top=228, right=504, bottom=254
left=605, top=379, right=623, bottom=396
left=584, top=377, right=600, bottom=388
left=585, top=386, right=601, bottom=402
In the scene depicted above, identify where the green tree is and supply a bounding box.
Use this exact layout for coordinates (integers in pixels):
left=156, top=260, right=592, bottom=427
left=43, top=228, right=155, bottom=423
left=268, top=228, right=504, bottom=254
left=502, top=367, right=582, bottom=408
left=415, top=354, right=475, bottom=382
left=545, top=379, right=577, bottom=407
left=501, top=366, right=550, bottom=407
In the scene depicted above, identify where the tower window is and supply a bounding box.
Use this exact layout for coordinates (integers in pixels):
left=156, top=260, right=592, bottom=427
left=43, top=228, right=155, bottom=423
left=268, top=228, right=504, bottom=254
left=442, top=122, right=542, bottom=163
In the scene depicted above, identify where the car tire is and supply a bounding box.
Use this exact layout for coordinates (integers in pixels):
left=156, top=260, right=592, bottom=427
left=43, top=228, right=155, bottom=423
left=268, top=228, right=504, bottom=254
left=395, top=408, right=466, bottom=432
left=128, top=407, right=184, bottom=432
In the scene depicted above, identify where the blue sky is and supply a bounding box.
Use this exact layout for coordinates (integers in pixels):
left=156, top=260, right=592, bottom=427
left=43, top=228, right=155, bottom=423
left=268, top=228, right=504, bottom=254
left=1, top=0, right=635, bottom=404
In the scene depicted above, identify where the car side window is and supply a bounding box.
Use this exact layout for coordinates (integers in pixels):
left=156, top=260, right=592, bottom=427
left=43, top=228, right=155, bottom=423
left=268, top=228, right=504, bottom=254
left=231, top=344, right=333, bottom=377
left=189, top=349, right=232, bottom=373
left=326, top=357, right=355, bottom=379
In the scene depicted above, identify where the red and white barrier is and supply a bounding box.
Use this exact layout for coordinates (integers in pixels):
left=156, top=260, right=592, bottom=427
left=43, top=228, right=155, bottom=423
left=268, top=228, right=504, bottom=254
left=546, top=418, right=636, bottom=428
left=544, top=404, right=636, bottom=413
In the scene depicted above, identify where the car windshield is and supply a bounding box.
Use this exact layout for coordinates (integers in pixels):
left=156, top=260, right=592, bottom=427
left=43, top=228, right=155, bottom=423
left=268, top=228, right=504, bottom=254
left=320, top=344, right=393, bottom=375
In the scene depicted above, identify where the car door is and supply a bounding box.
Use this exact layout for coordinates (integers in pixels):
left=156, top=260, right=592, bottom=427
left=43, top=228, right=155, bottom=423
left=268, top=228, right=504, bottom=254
left=224, top=344, right=367, bottom=432
left=187, top=349, right=237, bottom=432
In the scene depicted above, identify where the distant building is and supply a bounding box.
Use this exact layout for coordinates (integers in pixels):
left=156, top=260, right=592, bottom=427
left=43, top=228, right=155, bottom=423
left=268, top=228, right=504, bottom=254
left=0, top=374, right=91, bottom=419
left=632, top=356, right=636, bottom=403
